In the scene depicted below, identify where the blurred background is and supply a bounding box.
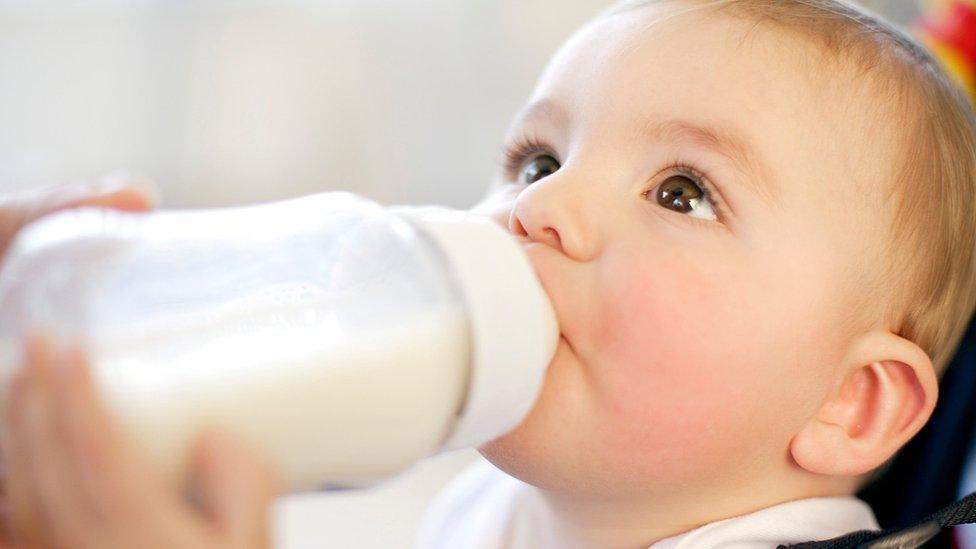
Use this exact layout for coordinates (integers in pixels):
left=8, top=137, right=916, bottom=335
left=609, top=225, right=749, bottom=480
left=0, top=1, right=923, bottom=210
left=0, top=1, right=948, bottom=548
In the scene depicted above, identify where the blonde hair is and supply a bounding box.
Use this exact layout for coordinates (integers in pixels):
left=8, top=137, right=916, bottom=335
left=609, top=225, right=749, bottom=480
left=607, top=0, right=976, bottom=373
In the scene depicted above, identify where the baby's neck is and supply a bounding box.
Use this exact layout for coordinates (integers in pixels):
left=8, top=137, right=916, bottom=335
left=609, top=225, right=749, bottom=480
left=531, top=474, right=853, bottom=549
left=533, top=490, right=699, bottom=549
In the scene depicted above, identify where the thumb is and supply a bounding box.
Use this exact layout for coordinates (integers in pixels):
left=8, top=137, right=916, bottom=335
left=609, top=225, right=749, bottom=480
left=189, top=432, right=279, bottom=548
left=48, top=172, right=159, bottom=213
left=5, top=173, right=158, bottom=219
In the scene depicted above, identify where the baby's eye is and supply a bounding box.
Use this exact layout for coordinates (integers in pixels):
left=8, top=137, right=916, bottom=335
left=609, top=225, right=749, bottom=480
left=518, top=154, right=561, bottom=185
left=650, top=174, right=718, bottom=222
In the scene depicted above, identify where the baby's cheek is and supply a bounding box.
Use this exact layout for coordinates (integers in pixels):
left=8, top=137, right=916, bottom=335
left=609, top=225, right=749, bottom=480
left=590, top=255, right=781, bottom=477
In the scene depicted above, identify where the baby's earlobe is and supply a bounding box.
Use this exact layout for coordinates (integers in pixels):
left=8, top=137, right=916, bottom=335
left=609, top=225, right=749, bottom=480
left=789, top=332, right=938, bottom=478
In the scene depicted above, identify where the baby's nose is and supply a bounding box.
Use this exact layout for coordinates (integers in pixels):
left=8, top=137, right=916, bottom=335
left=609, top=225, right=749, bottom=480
left=507, top=180, right=598, bottom=262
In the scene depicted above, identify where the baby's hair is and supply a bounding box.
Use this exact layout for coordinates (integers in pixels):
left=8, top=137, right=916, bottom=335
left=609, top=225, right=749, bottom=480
left=606, top=0, right=976, bottom=374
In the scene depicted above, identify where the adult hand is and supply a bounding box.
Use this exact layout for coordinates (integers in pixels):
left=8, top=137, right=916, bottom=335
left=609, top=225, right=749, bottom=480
left=1, top=335, right=279, bottom=549
left=0, top=174, right=160, bottom=544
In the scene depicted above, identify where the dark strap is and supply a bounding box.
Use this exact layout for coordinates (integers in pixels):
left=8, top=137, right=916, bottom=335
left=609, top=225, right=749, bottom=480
left=779, top=491, right=976, bottom=549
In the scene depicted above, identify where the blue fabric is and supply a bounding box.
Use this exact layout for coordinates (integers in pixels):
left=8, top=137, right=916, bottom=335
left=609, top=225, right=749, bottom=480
left=858, top=315, right=976, bottom=547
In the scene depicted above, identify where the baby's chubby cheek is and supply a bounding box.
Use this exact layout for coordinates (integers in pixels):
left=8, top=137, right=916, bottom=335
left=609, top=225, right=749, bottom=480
left=588, top=248, right=805, bottom=480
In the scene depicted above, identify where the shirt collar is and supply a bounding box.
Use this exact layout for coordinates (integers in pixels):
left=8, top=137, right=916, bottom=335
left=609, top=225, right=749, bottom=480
left=651, top=497, right=879, bottom=549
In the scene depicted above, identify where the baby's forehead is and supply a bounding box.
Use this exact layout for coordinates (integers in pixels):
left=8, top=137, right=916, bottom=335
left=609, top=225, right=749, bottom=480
left=549, top=3, right=882, bottom=110
left=528, top=3, right=905, bottom=208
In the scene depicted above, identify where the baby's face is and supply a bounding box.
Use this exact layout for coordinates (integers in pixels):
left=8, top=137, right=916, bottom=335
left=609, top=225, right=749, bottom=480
left=474, top=4, right=902, bottom=502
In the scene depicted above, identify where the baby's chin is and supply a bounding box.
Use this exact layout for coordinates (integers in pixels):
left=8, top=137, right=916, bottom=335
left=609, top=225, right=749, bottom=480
left=479, top=425, right=639, bottom=499
left=476, top=400, right=596, bottom=493
left=477, top=427, right=556, bottom=487
left=472, top=337, right=603, bottom=489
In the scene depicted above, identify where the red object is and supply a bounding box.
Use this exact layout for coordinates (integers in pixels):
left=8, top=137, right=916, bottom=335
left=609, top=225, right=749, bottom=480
left=922, top=1, right=976, bottom=67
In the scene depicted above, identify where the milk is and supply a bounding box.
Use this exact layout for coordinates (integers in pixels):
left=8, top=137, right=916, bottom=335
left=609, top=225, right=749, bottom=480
left=91, top=291, right=468, bottom=490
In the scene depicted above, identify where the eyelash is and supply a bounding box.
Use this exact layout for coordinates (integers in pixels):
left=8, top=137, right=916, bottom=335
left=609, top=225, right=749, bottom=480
left=501, top=134, right=554, bottom=179
left=499, top=136, right=731, bottom=224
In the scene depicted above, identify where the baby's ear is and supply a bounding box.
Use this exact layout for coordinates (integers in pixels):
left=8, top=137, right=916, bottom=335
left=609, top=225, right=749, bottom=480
left=790, top=330, right=938, bottom=477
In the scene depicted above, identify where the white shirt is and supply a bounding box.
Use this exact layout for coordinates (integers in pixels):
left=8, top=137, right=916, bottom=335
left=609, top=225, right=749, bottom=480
left=416, top=458, right=880, bottom=549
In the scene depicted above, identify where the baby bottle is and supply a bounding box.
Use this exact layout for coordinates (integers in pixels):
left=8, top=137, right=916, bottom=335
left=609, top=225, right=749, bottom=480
left=0, top=192, right=558, bottom=491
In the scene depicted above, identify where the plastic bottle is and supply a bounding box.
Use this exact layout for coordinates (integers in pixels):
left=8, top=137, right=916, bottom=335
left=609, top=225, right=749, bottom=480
left=0, top=192, right=558, bottom=491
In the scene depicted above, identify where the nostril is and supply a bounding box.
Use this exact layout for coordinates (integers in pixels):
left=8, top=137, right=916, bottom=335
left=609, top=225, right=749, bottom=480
left=543, top=227, right=562, bottom=249
left=510, top=212, right=563, bottom=252
left=511, top=215, right=530, bottom=237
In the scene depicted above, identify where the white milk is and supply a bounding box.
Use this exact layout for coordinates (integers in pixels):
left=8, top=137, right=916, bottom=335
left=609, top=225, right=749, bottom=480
left=90, top=291, right=469, bottom=490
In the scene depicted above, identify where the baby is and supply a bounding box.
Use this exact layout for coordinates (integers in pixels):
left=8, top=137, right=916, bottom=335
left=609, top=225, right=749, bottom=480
left=416, top=0, right=976, bottom=547
left=1, top=1, right=975, bottom=548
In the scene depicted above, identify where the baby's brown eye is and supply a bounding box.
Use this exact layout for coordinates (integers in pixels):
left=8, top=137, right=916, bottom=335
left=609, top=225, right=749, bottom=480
left=519, top=155, right=560, bottom=185
left=655, top=175, right=703, bottom=213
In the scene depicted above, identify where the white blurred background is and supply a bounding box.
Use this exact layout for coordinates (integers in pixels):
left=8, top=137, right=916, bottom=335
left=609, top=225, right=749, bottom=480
left=0, top=1, right=922, bottom=548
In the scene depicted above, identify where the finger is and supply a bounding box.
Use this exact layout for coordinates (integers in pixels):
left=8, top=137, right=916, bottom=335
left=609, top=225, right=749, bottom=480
left=48, top=344, right=216, bottom=549
left=0, top=500, right=27, bottom=549
left=52, top=343, right=151, bottom=521
left=0, top=416, right=13, bottom=541
left=0, top=174, right=158, bottom=258
left=1, top=372, right=43, bottom=546
left=15, top=337, right=94, bottom=547
left=0, top=174, right=157, bottom=224
left=52, top=341, right=196, bottom=546
left=190, top=432, right=279, bottom=548
left=67, top=173, right=158, bottom=213
left=0, top=497, right=11, bottom=541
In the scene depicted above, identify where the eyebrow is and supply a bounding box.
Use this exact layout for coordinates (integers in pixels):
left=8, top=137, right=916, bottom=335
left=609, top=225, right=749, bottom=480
left=643, top=118, right=779, bottom=206
left=512, top=99, right=780, bottom=207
